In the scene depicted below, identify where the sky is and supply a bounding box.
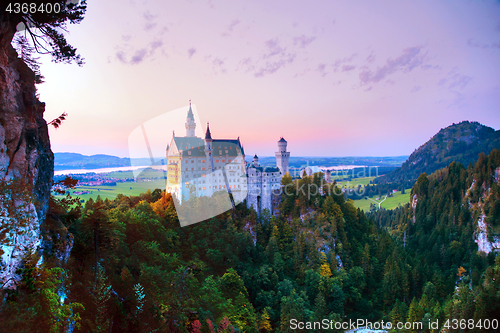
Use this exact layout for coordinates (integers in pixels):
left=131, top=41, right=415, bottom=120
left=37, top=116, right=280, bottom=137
left=30, top=0, right=500, bottom=158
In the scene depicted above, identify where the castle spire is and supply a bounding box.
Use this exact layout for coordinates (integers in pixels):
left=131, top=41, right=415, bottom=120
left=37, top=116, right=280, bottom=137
left=185, top=101, right=196, bottom=136
left=205, top=122, right=212, bottom=140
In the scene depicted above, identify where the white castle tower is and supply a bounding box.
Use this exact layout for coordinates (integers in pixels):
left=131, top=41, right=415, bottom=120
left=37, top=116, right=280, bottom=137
left=275, top=137, right=290, bottom=175
left=185, top=101, right=196, bottom=137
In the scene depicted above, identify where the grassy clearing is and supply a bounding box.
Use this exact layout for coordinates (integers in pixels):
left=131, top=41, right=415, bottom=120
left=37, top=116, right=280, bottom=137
left=105, top=168, right=166, bottom=179
left=56, top=179, right=167, bottom=203
left=336, top=176, right=375, bottom=188
left=352, top=189, right=411, bottom=212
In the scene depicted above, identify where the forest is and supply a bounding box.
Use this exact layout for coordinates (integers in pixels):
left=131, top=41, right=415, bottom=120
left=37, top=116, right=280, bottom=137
left=1, top=150, right=499, bottom=332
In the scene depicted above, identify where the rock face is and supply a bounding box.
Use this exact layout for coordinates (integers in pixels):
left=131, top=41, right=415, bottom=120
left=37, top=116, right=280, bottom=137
left=0, top=21, right=53, bottom=288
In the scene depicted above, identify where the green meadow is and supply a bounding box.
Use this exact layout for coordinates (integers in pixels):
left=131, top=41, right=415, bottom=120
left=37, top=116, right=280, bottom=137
left=105, top=168, right=166, bottom=179
left=352, top=189, right=412, bottom=212
left=57, top=179, right=167, bottom=203
left=336, top=176, right=375, bottom=188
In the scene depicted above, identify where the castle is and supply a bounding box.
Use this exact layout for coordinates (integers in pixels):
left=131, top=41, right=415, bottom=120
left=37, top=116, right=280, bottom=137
left=166, top=105, right=290, bottom=215
left=246, top=137, right=290, bottom=214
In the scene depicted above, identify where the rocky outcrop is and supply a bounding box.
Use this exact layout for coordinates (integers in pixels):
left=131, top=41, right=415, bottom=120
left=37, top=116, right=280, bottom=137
left=411, top=194, right=418, bottom=224
left=0, top=21, right=53, bottom=288
left=466, top=177, right=500, bottom=254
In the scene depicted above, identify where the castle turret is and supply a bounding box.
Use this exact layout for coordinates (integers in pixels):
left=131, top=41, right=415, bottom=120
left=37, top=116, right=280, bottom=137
left=253, top=154, right=259, bottom=167
left=325, top=169, right=332, bottom=183
left=275, top=137, right=290, bottom=174
left=185, top=102, right=196, bottom=137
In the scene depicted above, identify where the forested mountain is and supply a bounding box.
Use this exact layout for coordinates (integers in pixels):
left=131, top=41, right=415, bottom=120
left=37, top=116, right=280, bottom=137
left=2, top=149, right=500, bottom=332
left=54, top=153, right=131, bottom=170
left=375, top=121, right=500, bottom=185
left=370, top=148, right=500, bottom=325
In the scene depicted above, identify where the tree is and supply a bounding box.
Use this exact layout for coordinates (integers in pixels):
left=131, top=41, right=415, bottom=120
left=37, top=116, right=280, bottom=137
left=2, top=0, right=87, bottom=65
left=80, top=198, right=113, bottom=287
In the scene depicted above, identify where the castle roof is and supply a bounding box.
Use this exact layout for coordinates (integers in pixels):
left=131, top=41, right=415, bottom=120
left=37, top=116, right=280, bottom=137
left=169, top=137, right=244, bottom=158
left=187, top=106, right=194, bottom=120
left=246, top=164, right=280, bottom=173
left=172, top=137, right=206, bottom=157
left=205, top=123, right=212, bottom=140
left=279, top=137, right=287, bottom=143
left=254, top=154, right=258, bottom=159
left=212, top=140, right=244, bottom=157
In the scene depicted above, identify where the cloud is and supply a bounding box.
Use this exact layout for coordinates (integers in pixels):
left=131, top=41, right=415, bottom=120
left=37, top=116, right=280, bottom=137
left=366, top=52, right=375, bottom=63
left=358, top=46, right=425, bottom=85
left=421, top=64, right=441, bottom=70
left=316, top=63, right=327, bottom=77
left=143, top=11, right=158, bottom=31
left=128, top=49, right=147, bottom=65
left=228, top=19, right=240, bottom=31
left=115, top=40, right=163, bottom=65
left=212, top=57, right=226, bottom=74
left=239, top=57, right=255, bottom=73
left=254, top=60, right=289, bottom=77
left=143, top=11, right=157, bottom=21
left=251, top=38, right=296, bottom=77
left=467, top=37, right=500, bottom=49
left=293, top=35, right=316, bottom=48
left=221, top=19, right=241, bottom=37
left=332, top=53, right=357, bottom=72
left=438, top=69, right=473, bottom=91
left=411, top=85, right=421, bottom=93
left=188, top=48, right=197, bottom=58
left=263, top=38, right=286, bottom=58
left=341, top=65, right=356, bottom=72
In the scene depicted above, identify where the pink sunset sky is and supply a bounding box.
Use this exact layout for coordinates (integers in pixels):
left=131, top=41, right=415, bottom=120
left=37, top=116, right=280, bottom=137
left=33, top=0, right=500, bottom=158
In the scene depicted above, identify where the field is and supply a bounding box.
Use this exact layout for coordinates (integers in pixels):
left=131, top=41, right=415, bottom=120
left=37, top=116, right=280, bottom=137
left=56, top=179, right=167, bottom=203
left=336, top=176, right=375, bottom=188
left=105, top=168, right=166, bottom=179
left=352, top=189, right=411, bottom=212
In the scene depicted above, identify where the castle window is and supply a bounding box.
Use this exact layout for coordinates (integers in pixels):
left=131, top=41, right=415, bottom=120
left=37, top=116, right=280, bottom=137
left=191, top=160, right=194, bottom=163
left=202, top=174, right=205, bottom=177
left=191, top=168, right=194, bottom=170
left=222, top=159, right=225, bottom=162
left=202, top=160, right=205, bottom=163
left=185, top=168, right=188, bottom=171
left=188, top=151, right=191, bottom=155
left=203, top=187, right=206, bottom=190
left=202, top=167, right=206, bottom=170
left=216, top=160, right=219, bottom=163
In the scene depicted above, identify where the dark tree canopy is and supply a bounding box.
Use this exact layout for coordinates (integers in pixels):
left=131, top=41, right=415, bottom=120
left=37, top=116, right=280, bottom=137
left=1, top=0, right=87, bottom=65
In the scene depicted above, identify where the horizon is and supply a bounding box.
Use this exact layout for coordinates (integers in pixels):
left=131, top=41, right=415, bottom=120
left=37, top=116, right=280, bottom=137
left=31, top=0, right=500, bottom=157
left=54, top=151, right=411, bottom=159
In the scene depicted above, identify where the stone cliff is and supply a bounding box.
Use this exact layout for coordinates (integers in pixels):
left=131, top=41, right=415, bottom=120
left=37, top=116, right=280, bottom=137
left=0, top=21, right=54, bottom=288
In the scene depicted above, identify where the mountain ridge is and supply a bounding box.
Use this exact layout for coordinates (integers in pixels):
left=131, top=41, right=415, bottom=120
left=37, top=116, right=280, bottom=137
left=375, top=121, right=500, bottom=184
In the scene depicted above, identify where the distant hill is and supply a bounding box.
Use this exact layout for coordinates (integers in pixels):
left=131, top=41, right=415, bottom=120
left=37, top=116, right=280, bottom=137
left=54, top=153, right=168, bottom=170
left=375, top=121, right=500, bottom=184
left=245, top=156, right=407, bottom=170
left=54, top=153, right=131, bottom=170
